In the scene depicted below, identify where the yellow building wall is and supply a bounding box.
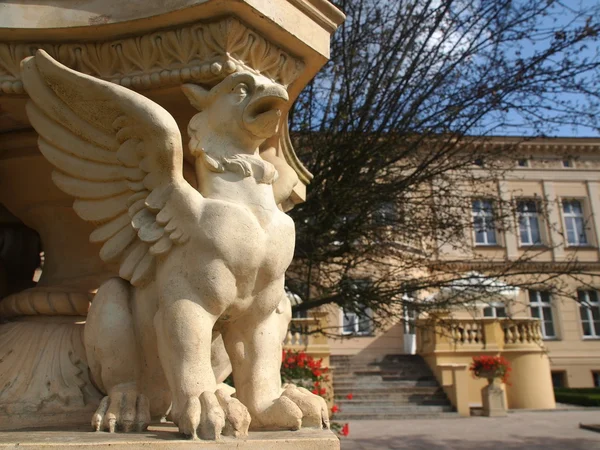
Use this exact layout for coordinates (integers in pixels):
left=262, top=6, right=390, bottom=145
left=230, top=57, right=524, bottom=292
left=326, top=306, right=406, bottom=360
left=326, top=142, right=600, bottom=390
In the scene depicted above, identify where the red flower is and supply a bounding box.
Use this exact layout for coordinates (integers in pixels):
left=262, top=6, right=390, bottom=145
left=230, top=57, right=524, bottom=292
left=341, top=423, right=349, bottom=436
left=313, top=369, right=322, bottom=377
left=346, top=393, right=353, bottom=400
left=331, top=405, right=339, bottom=414
left=313, top=381, right=320, bottom=387
left=311, top=389, right=318, bottom=395
left=319, top=388, right=327, bottom=395
left=469, top=355, right=512, bottom=384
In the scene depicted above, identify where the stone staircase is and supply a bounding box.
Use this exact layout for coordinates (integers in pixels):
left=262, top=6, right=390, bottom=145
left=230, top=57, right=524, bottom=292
left=331, top=354, right=459, bottom=420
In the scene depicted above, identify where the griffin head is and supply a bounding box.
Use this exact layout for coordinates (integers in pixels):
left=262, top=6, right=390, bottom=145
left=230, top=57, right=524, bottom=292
left=182, top=72, right=289, bottom=183
left=182, top=72, right=289, bottom=154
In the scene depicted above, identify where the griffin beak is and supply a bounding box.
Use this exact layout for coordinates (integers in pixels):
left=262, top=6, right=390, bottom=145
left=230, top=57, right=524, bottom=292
left=243, top=84, right=289, bottom=139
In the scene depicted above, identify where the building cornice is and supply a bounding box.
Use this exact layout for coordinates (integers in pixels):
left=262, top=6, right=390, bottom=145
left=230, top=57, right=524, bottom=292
left=468, top=136, right=600, bottom=155
left=430, top=260, right=600, bottom=273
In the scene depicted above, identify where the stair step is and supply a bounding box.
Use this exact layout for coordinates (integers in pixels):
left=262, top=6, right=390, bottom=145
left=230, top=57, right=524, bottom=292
left=328, top=354, right=455, bottom=420
left=335, top=405, right=453, bottom=412
left=334, top=375, right=437, bottom=382
left=333, top=412, right=461, bottom=420
left=333, top=382, right=441, bottom=395
left=333, top=380, right=440, bottom=388
left=335, top=399, right=451, bottom=406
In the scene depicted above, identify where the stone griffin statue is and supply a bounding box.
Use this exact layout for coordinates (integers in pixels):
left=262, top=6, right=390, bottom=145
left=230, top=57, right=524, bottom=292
left=20, top=50, right=328, bottom=440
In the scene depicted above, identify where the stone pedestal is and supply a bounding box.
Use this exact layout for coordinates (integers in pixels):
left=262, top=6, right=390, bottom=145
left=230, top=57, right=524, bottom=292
left=0, top=426, right=340, bottom=450
left=481, top=378, right=507, bottom=417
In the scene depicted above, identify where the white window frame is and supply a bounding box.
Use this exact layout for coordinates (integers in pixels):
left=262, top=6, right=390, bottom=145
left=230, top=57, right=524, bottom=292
left=562, top=199, right=589, bottom=246
left=517, top=199, right=543, bottom=246
left=341, top=308, right=373, bottom=336
left=372, top=201, right=397, bottom=226
left=529, top=290, right=557, bottom=339
left=403, top=294, right=417, bottom=335
left=483, top=303, right=507, bottom=318
left=578, top=290, right=600, bottom=339
left=472, top=199, right=497, bottom=246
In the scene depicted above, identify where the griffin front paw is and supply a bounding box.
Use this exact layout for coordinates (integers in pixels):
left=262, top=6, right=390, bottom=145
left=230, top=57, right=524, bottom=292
left=91, top=385, right=150, bottom=432
left=251, top=384, right=330, bottom=431
left=176, top=389, right=250, bottom=440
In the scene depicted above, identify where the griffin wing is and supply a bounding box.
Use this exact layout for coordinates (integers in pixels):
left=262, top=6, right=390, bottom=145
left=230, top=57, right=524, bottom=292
left=21, top=50, right=201, bottom=287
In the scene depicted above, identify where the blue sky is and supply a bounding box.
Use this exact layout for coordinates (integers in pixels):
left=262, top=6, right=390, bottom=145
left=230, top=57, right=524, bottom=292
left=497, top=0, right=599, bottom=137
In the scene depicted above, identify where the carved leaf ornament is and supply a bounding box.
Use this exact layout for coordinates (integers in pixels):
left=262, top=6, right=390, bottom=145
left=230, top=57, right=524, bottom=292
left=0, top=18, right=303, bottom=95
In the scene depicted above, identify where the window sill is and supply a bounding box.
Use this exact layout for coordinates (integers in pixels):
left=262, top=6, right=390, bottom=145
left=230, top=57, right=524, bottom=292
left=341, top=332, right=374, bottom=337
left=542, top=337, right=560, bottom=341
left=473, top=244, right=504, bottom=249
left=518, top=244, right=550, bottom=250
left=582, top=336, right=600, bottom=341
left=565, top=244, right=597, bottom=250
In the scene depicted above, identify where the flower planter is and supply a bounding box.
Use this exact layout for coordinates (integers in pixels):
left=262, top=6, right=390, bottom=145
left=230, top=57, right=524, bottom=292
left=470, top=356, right=510, bottom=418
left=479, top=375, right=507, bottom=417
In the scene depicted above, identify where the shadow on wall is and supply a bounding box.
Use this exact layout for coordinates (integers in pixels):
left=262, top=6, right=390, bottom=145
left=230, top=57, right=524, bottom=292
left=341, top=436, right=599, bottom=450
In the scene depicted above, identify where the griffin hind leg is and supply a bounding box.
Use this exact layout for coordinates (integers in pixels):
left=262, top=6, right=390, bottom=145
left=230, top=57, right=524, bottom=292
left=85, top=278, right=150, bottom=432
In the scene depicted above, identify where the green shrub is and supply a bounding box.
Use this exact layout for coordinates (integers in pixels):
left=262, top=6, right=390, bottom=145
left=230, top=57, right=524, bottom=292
left=554, top=388, right=600, bottom=407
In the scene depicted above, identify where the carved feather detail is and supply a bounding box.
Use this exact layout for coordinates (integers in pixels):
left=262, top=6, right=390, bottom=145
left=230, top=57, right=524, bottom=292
left=21, top=49, right=203, bottom=287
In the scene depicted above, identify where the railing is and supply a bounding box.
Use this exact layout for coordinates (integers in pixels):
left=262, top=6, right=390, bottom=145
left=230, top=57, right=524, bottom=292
left=416, top=316, right=553, bottom=414
left=450, top=319, right=485, bottom=346
left=503, top=319, right=543, bottom=345
left=283, top=318, right=318, bottom=348
left=283, top=314, right=333, bottom=406
left=417, top=317, right=544, bottom=352
left=283, top=313, right=331, bottom=359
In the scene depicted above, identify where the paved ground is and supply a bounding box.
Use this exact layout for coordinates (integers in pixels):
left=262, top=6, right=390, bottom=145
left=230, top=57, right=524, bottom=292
left=339, top=410, right=600, bottom=450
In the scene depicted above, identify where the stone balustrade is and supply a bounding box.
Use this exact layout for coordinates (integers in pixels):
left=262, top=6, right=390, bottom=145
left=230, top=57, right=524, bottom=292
left=503, top=318, right=543, bottom=346
left=283, top=313, right=333, bottom=405
left=284, top=313, right=332, bottom=366
left=417, top=317, right=544, bottom=352
left=450, top=319, right=485, bottom=346
left=416, top=316, right=555, bottom=414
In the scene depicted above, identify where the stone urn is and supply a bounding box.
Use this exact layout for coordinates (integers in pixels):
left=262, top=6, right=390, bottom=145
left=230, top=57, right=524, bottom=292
left=478, top=370, right=508, bottom=417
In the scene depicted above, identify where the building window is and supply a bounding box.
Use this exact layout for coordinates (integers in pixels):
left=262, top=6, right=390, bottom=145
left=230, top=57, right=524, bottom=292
left=578, top=290, right=600, bottom=338
left=562, top=199, right=588, bottom=246
left=562, top=159, right=573, bottom=168
left=472, top=199, right=497, bottom=245
left=529, top=290, right=556, bottom=339
left=517, top=159, right=529, bottom=167
left=373, top=201, right=397, bottom=226
left=341, top=307, right=373, bottom=336
left=593, top=372, right=600, bottom=388
left=403, top=301, right=417, bottom=335
left=340, top=278, right=374, bottom=336
left=517, top=199, right=542, bottom=246
left=551, top=371, right=567, bottom=388
left=483, top=303, right=507, bottom=318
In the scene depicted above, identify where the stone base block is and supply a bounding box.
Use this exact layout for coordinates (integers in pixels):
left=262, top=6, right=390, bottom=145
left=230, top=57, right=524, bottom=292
left=0, top=424, right=340, bottom=450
